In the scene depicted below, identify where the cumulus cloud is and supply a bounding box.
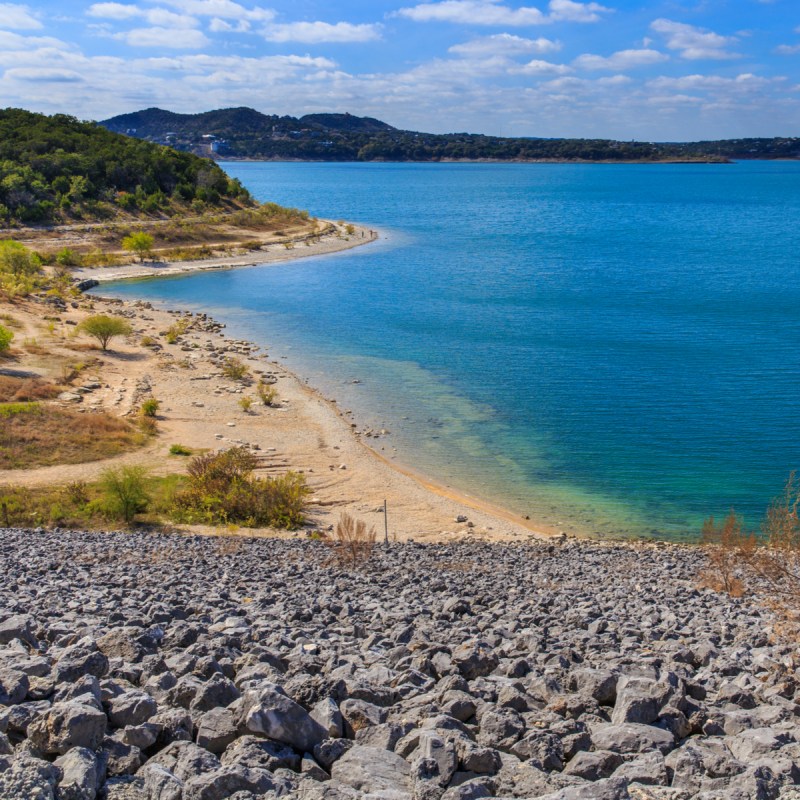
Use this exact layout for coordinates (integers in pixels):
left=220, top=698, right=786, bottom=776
left=88, top=4, right=199, bottom=28
left=776, top=44, right=800, bottom=55
left=449, top=33, right=561, bottom=56
left=154, top=0, right=274, bottom=22
left=513, top=58, right=572, bottom=74
left=395, top=0, right=611, bottom=25
left=548, top=0, right=610, bottom=23
left=574, top=48, right=668, bottom=71
left=0, top=3, right=42, bottom=30
left=6, top=67, right=84, bottom=82
left=262, top=21, right=382, bottom=43
left=650, top=18, right=740, bottom=60
left=114, top=26, right=210, bottom=47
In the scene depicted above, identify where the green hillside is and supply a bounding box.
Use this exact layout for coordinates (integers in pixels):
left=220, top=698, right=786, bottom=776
left=101, top=106, right=737, bottom=163
left=0, top=108, right=253, bottom=226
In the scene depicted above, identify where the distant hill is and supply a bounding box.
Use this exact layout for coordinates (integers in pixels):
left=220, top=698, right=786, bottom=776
left=100, top=106, right=736, bottom=163
left=0, top=108, right=253, bottom=225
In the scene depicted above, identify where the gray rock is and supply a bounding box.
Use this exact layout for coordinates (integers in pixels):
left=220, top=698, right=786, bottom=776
left=28, top=701, right=107, bottom=754
left=331, top=745, right=412, bottom=796
left=310, top=697, right=344, bottom=739
left=189, top=674, right=240, bottom=713
left=0, top=614, right=38, bottom=648
left=54, top=747, right=100, bottom=800
left=591, top=723, right=675, bottom=755
left=54, top=641, right=109, bottom=683
left=221, top=734, right=301, bottom=772
left=0, top=666, right=29, bottom=706
left=563, top=750, right=623, bottom=780
left=107, top=690, right=158, bottom=728
left=451, top=643, right=499, bottom=681
left=569, top=668, right=617, bottom=705
left=0, top=755, right=61, bottom=800
left=238, top=683, right=327, bottom=753
left=183, top=764, right=275, bottom=800
left=196, top=707, right=238, bottom=754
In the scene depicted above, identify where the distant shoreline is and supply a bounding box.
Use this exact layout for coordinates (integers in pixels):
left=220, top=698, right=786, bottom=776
left=219, top=156, right=732, bottom=165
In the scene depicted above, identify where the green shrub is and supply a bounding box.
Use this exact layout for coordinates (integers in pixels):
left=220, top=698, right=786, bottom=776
left=169, top=444, right=192, bottom=456
left=170, top=447, right=308, bottom=528
left=100, top=465, right=150, bottom=523
left=221, top=357, right=248, bottom=381
left=256, top=381, right=278, bottom=406
left=56, top=248, right=80, bottom=267
left=78, top=314, right=132, bottom=351
left=140, top=397, right=160, bottom=417
left=0, top=324, right=12, bottom=353
left=239, top=396, right=253, bottom=412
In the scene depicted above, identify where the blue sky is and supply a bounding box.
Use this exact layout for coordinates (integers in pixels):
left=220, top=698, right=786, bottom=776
left=1, top=0, right=799, bottom=139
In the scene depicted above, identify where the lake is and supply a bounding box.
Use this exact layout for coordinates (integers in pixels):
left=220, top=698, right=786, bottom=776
left=101, top=160, right=800, bottom=540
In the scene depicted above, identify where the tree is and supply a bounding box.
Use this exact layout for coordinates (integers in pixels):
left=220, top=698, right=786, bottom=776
left=0, top=240, right=41, bottom=277
left=78, top=314, right=132, bottom=351
left=0, top=324, right=12, bottom=353
left=121, top=231, right=154, bottom=262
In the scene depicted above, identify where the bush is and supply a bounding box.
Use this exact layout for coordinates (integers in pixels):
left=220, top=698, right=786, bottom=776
left=256, top=381, right=278, bottom=406
left=329, top=512, right=376, bottom=569
left=170, top=447, right=308, bottom=528
left=221, top=357, right=248, bottom=381
left=169, top=444, right=192, bottom=456
left=0, top=324, right=12, bottom=353
left=140, top=397, right=160, bottom=417
left=702, top=473, right=800, bottom=611
left=78, top=314, right=132, bottom=351
left=238, top=396, right=253, bottom=413
left=121, top=231, right=154, bottom=262
left=100, top=466, right=150, bottom=523
left=56, top=248, right=80, bottom=267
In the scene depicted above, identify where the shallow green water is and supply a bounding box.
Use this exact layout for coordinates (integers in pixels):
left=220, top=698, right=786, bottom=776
left=102, top=161, right=800, bottom=540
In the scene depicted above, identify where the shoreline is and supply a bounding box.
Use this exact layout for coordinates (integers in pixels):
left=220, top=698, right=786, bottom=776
left=1, top=226, right=558, bottom=543
left=71, top=219, right=379, bottom=285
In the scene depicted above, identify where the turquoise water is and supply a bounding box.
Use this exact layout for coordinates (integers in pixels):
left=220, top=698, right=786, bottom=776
left=102, top=161, right=800, bottom=540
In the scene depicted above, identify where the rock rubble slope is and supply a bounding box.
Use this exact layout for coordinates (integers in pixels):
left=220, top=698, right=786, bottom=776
left=0, top=528, right=799, bottom=799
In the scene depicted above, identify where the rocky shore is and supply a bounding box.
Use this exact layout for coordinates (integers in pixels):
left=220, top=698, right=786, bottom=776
left=1, top=528, right=798, bottom=799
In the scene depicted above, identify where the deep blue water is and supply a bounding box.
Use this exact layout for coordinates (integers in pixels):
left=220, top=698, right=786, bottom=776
left=102, top=161, right=800, bottom=539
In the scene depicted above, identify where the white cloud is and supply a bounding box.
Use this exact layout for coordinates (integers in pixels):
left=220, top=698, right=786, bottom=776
left=395, top=0, right=610, bottom=26
left=87, top=2, right=141, bottom=19
left=775, top=43, right=800, bottom=55
left=0, top=3, right=42, bottom=30
left=208, top=17, right=250, bottom=32
left=650, top=18, right=739, bottom=60
left=449, top=33, right=561, bottom=56
left=548, top=0, right=610, bottom=23
left=154, top=0, right=274, bottom=21
left=87, top=3, right=199, bottom=28
left=513, top=58, right=572, bottom=74
left=115, top=26, right=210, bottom=47
left=396, top=0, right=547, bottom=26
left=263, top=22, right=382, bottom=43
left=574, top=48, right=668, bottom=71
left=5, top=67, right=84, bottom=82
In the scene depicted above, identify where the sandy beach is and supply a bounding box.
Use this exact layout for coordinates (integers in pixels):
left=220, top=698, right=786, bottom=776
left=1, top=223, right=551, bottom=544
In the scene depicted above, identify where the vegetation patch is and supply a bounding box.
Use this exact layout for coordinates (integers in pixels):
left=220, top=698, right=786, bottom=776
left=0, top=406, right=145, bottom=469
left=170, top=447, right=309, bottom=528
left=0, top=376, right=61, bottom=402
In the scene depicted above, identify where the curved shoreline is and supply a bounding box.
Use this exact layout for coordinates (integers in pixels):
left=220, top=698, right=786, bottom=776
left=58, top=223, right=557, bottom=543
left=71, top=220, right=378, bottom=285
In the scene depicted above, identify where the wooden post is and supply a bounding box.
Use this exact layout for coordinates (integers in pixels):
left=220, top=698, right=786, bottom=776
left=384, top=499, right=389, bottom=545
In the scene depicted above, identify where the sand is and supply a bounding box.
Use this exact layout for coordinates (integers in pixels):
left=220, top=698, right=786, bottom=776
left=0, top=223, right=554, bottom=544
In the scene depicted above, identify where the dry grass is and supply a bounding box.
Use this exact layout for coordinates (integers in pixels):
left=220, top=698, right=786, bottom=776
left=0, top=376, right=61, bottom=402
left=0, top=404, right=145, bottom=469
left=328, top=512, right=376, bottom=569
